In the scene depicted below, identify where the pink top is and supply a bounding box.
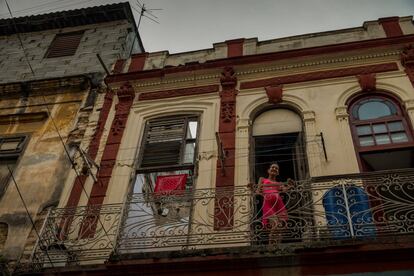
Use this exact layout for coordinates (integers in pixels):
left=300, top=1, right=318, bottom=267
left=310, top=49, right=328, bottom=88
left=261, top=178, right=283, bottom=193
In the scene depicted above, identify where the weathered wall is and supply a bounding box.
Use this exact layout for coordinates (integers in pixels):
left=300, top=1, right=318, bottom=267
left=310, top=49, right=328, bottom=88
left=0, top=20, right=138, bottom=83
left=0, top=78, right=91, bottom=261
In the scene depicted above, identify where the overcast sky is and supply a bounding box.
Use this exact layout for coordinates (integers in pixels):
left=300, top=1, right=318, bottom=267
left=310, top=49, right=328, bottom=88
left=1, top=0, right=414, bottom=53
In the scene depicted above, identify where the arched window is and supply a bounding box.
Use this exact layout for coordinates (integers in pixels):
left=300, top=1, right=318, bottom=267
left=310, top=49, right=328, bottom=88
left=349, top=94, right=414, bottom=171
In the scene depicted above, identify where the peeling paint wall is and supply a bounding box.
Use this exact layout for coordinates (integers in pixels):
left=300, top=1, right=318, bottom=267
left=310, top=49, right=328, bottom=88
left=0, top=81, right=90, bottom=260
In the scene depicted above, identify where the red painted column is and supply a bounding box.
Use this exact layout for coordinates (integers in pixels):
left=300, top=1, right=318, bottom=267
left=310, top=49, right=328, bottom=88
left=112, top=59, right=126, bottom=74
left=59, top=89, right=114, bottom=239
left=128, top=52, right=148, bottom=72
left=379, top=17, right=403, bottom=38
left=402, top=44, right=414, bottom=88
left=214, top=67, right=238, bottom=230
left=79, top=82, right=135, bottom=238
left=65, top=89, right=114, bottom=209
left=226, top=39, right=244, bottom=58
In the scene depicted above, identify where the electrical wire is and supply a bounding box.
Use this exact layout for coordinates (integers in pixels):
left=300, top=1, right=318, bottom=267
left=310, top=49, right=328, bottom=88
left=4, top=0, right=119, bottom=264
left=40, top=95, right=116, bottom=250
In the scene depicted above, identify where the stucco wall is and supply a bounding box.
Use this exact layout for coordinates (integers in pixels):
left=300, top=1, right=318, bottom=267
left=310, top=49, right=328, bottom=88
left=0, top=82, right=90, bottom=261
left=0, top=20, right=138, bottom=83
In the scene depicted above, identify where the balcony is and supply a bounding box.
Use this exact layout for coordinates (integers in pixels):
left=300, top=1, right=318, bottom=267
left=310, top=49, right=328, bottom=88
left=20, top=169, right=414, bottom=272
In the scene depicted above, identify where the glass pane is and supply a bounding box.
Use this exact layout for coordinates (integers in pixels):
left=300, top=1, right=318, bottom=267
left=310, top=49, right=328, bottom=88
left=183, top=142, right=195, bottom=163
left=359, top=136, right=374, bottom=147
left=187, top=121, right=198, bottom=139
left=356, top=125, right=371, bottom=135
left=375, top=134, right=391, bottom=145
left=357, top=100, right=394, bottom=120
left=388, top=121, right=404, bottom=132
left=372, top=124, right=387, bottom=134
left=391, top=132, right=409, bottom=143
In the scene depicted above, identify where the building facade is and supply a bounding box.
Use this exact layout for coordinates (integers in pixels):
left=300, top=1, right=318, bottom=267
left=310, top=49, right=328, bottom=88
left=0, top=3, right=144, bottom=273
left=18, top=16, right=414, bottom=275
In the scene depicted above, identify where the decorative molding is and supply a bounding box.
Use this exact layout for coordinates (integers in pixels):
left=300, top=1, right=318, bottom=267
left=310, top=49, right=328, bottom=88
left=265, top=85, right=283, bottom=104
left=117, top=82, right=135, bottom=102
left=128, top=51, right=399, bottom=89
left=220, top=66, right=237, bottom=90
left=240, top=63, right=398, bottom=90
left=404, top=99, right=414, bottom=111
left=357, top=73, right=376, bottom=92
left=220, top=102, right=235, bottom=123
left=0, top=75, right=89, bottom=99
left=335, top=106, right=349, bottom=121
left=302, top=110, right=316, bottom=122
left=0, top=112, right=48, bottom=125
left=401, top=44, right=414, bottom=67
left=401, top=44, right=414, bottom=88
left=138, top=85, right=219, bottom=101
left=236, top=51, right=400, bottom=77
left=107, top=33, right=414, bottom=85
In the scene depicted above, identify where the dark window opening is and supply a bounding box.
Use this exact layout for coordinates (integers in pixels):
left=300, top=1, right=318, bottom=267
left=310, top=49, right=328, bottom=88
left=45, top=31, right=83, bottom=58
left=254, top=132, right=307, bottom=182
left=0, top=136, right=27, bottom=199
left=360, top=148, right=414, bottom=171
left=253, top=132, right=310, bottom=243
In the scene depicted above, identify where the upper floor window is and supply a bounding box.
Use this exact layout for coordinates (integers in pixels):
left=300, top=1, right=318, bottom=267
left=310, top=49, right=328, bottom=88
left=139, top=115, right=198, bottom=170
left=45, top=31, right=83, bottom=58
left=0, top=136, right=27, bottom=199
left=350, top=96, right=412, bottom=148
left=349, top=94, right=414, bottom=171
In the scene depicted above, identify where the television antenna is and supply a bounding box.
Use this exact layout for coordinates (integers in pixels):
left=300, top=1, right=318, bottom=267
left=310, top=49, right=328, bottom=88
left=129, top=0, right=162, bottom=56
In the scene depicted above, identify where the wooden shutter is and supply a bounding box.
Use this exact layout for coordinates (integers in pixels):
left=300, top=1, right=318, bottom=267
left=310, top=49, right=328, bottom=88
left=140, top=118, right=186, bottom=168
left=46, top=31, right=83, bottom=58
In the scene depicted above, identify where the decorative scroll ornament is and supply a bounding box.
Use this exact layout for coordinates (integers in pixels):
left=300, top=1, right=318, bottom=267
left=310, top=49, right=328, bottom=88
left=220, top=66, right=237, bottom=90
left=265, top=85, right=283, bottom=104
left=357, top=73, right=376, bottom=92
left=117, top=82, right=135, bottom=102
left=220, top=102, right=235, bottom=123
left=401, top=44, right=414, bottom=67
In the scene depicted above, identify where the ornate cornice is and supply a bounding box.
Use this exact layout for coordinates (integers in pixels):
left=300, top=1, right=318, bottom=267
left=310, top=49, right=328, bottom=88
left=0, top=112, right=48, bottom=125
left=130, top=50, right=400, bottom=89
left=0, top=76, right=89, bottom=99
left=138, top=85, right=219, bottom=101
left=240, top=63, right=398, bottom=90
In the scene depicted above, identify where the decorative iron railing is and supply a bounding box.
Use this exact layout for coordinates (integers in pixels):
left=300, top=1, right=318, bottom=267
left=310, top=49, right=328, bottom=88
left=24, top=169, right=414, bottom=271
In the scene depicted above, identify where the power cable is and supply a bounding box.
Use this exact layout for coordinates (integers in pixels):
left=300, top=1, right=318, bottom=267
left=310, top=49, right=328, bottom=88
left=4, top=0, right=118, bottom=265
left=40, top=95, right=116, bottom=250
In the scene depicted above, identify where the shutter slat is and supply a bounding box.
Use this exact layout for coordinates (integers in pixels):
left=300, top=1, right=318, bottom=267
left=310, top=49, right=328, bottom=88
left=46, top=31, right=83, bottom=58
left=140, top=118, right=186, bottom=168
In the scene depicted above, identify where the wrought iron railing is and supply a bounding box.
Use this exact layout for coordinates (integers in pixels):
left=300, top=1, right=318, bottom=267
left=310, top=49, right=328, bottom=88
left=24, top=169, right=414, bottom=271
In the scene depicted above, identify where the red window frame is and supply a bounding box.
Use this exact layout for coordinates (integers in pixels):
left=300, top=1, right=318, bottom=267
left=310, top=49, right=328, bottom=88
left=349, top=94, right=414, bottom=154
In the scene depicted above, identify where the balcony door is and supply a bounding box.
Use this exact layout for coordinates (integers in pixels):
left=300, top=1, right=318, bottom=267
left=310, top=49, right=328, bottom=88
left=251, top=108, right=309, bottom=242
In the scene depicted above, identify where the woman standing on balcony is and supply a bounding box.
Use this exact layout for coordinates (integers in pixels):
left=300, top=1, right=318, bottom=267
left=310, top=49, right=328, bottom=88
left=259, top=163, right=294, bottom=243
